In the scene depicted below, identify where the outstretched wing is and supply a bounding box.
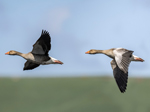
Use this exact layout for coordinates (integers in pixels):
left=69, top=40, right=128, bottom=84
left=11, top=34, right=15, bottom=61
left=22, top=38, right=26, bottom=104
left=113, top=48, right=133, bottom=73
left=111, top=60, right=128, bottom=93
left=32, top=30, right=51, bottom=55
left=23, top=61, right=40, bottom=70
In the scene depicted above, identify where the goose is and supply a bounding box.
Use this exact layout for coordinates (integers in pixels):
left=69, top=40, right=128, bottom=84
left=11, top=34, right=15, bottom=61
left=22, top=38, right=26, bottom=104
left=85, top=48, right=144, bottom=93
left=5, top=30, right=63, bottom=70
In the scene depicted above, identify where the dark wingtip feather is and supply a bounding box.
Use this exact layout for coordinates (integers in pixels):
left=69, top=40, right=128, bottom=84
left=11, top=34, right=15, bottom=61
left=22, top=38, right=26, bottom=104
left=113, top=65, right=128, bottom=93
left=23, top=67, right=27, bottom=71
left=116, top=73, right=128, bottom=93
left=23, top=61, right=40, bottom=71
left=23, top=67, right=31, bottom=71
left=41, top=30, right=50, bottom=35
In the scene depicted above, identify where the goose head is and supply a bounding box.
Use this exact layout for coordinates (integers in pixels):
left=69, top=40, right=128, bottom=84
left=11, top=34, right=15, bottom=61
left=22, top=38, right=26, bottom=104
left=85, top=49, right=98, bottom=54
left=131, top=55, right=144, bottom=62
left=5, top=50, right=19, bottom=55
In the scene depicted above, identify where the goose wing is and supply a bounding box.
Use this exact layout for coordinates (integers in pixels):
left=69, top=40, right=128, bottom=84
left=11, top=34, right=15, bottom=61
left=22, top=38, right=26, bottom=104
left=113, top=48, right=133, bottom=73
left=23, top=61, right=40, bottom=70
left=32, top=30, right=51, bottom=55
left=111, top=60, right=128, bottom=93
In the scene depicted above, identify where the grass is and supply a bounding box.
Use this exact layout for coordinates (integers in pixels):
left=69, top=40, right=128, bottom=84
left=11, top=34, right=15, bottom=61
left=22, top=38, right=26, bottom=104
left=0, top=77, right=150, bottom=112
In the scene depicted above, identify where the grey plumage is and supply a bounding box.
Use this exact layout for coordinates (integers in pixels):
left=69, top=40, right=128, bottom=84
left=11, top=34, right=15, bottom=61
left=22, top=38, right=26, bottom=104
left=24, top=61, right=40, bottom=70
left=86, top=48, right=144, bottom=93
left=5, top=30, right=63, bottom=70
left=111, top=60, right=128, bottom=93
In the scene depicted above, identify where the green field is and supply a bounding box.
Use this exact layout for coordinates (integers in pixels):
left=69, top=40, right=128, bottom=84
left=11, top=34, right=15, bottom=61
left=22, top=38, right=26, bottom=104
left=0, top=77, right=150, bottom=112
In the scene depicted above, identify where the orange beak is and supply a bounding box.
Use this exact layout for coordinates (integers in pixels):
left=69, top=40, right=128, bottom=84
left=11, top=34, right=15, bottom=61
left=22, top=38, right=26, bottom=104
left=5, top=52, right=9, bottom=55
left=85, top=51, right=90, bottom=54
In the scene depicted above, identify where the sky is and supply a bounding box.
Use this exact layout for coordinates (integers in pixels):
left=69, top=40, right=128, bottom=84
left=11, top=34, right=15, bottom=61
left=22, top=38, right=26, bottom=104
left=0, top=0, right=150, bottom=77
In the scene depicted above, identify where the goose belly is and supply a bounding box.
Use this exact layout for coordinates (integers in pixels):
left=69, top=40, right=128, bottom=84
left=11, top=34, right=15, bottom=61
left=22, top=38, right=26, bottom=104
left=25, top=54, right=50, bottom=65
left=41, top=59, right=53, bottom=65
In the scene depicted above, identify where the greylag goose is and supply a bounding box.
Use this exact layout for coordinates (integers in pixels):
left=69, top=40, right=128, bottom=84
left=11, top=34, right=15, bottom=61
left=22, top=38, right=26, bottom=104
left=85, top=48, right=144, bottom=93
left=5, top=30, right=63, bottom=70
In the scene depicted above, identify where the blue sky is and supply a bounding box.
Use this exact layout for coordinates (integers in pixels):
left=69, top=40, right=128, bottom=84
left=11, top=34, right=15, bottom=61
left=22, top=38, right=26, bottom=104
left=0, top=0, right=149, bottom=77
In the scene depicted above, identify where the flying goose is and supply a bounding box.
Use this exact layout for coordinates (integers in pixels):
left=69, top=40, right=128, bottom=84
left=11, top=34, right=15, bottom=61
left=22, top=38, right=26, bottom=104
left=5, top=30, right=63, bottom=70
left=85, top=48, right=144, bottom=93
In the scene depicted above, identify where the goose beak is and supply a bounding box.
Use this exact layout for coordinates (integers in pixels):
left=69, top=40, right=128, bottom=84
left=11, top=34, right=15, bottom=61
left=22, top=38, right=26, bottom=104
left=5, top=52, right=9, bottom=55
left=54, top=60, right=63, bottom=65
left=135, top=57, right=144, bottom=62
left=85, top=51, right=90, bottom=54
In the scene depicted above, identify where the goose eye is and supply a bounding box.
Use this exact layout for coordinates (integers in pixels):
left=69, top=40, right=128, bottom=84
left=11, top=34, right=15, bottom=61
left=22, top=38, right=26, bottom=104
left=129, top=55, right=132, bottom=57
